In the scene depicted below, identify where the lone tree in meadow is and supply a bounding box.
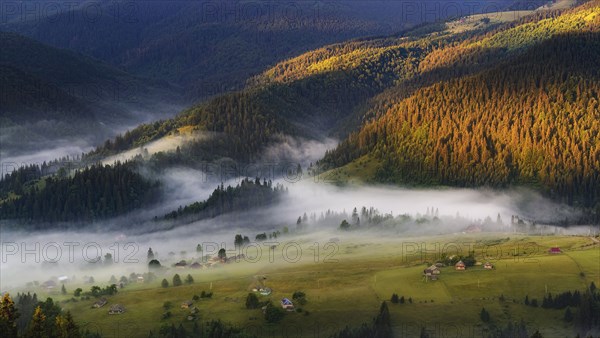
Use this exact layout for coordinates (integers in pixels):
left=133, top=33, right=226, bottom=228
left=148, top=259, right=161, bottom=269
left=292, top=291, right=307, bottom=305
left=234, top=234, right=244, bottom=248
left=264, top=302, right=284, bottom=323
left=480, top=307, right=490, bottom=322
left=161, top=279, right=169, bottom=288
left=218, top=248, right=227, bottom=260
left=339, top=220, right=350, bottom=230
left=185, top=274, right=194, bottom=284
left=245, top=293, right=259, bottom=309
left=391, top=294, right=399, bottom=304
left=173, top=274, right=182, bottom=286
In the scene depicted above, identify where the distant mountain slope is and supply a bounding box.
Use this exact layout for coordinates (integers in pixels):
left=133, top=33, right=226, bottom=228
left=0, top=64, right=89, bottom=122
left=2, top=0, right=523, bottom=100
left=0, top=31, right=181, bottom=157
left=84, top=32, right=440, bottom=161
left=320, top=0, right=600, bottom=207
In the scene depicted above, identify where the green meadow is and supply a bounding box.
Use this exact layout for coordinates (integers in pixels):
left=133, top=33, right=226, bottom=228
left=35, top=234, right=599, bottom=337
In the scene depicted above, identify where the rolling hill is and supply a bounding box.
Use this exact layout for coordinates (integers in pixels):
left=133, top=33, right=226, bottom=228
left=0, top=31, right=181, bottom=157
left=1, top=0, right=526, bottom=100
left=3, top=0, right=599, bottom=225
left=87, top=0, right=584, bottom=163
left=320, top=0, right=600, bottom=208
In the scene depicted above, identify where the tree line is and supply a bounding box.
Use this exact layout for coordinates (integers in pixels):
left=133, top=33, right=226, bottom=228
left=161, top=178, right=286, bottom=222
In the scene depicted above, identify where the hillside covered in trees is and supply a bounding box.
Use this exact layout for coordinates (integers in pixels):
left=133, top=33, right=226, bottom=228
left=320, top=1, right=600, bottom=208
left=0, top=161, right=159, bottom=225
left=84, top=16, right=495, bottom=162
left=161, top=178, right=286, bottom=223
left=3, top=0, right=599, bottom=225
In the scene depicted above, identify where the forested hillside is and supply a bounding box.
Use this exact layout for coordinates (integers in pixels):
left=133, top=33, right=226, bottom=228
left=86, top=1, right=588, bottom=165
left=3, top=0, right=598, bottom=225
left=85, top=20, right=486, bottom=162
left=0, top=161, right=159, bottom=225
left=321, top=1, right=600, bottom=207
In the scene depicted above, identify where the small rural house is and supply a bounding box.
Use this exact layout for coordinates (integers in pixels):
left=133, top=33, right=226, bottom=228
left=281, top=298, right=294, bottom=311
left=181, top=300, right=194, bottom=309
left=423, top=270, right=438, bottom=281
left=174, top=260, right=187, bottom=268
left=427, top=265, right=441, bottom=274
left=108, top=304, right=125, bottom=315
left=41, top=280, right=57, bottom=290
left=455, top=260, right=466, bottom=270
left=465, top=224, right=482, bottom=233
left=423, top=265, right=441, bottom=281
left=549, top=247, right=562, bottom=254
left=92, top=298, right=107, bottom=308
left=483, top=262, right=493, bottom=270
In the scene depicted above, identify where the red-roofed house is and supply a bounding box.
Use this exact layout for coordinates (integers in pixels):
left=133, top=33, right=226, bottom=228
left=549, top=247, right=562, bottom=254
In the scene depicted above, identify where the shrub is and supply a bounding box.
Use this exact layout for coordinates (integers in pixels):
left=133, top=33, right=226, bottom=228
left=480, top=307, right=490, bottom=322
left=564, top=307, right=573, bottom=322
left=246, top=293, right=259, bottom=309
left=185, top=274, right=194, bottom=284
left=264, top=303, right=284, bottom=323
left=292, top=291, right=307, bottom=305
left=173, top=274, right=182, bottom=287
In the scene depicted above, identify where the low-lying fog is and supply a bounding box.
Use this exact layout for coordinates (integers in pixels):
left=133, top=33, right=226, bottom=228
left=1, top=177, right=595, bottom=292
left=1, top=136, right=597, bottom=294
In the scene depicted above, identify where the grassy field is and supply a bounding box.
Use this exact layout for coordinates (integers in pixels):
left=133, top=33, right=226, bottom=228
left=29, top=233, right=599, bottom=337
left=315, top=155, right=381, bottom=185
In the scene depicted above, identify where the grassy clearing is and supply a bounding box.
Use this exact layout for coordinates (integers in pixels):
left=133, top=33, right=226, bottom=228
left=38, top=234, right=599, bottom=337
left=315, top=155, right=381, bottom=185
